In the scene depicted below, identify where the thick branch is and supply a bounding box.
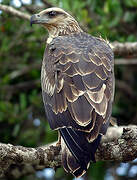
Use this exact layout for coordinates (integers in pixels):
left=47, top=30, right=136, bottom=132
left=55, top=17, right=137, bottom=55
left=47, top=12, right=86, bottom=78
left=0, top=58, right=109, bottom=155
left=0, top=126, right=137, bottom=178
left=96, top=125, right=137, bottom=161
left=0, top=4, right=30, bottom=20
left=0, top=142, right=61, bottom=179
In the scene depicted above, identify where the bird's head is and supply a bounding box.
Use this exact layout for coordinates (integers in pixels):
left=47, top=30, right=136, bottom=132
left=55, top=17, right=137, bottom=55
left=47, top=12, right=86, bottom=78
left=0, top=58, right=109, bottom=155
left=30, top=7, right=82, bottom=40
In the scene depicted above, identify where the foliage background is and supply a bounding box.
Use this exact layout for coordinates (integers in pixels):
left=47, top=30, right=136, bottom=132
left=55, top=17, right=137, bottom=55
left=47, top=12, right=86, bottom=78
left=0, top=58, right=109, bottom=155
left=0, top=0, right=137, bottom=179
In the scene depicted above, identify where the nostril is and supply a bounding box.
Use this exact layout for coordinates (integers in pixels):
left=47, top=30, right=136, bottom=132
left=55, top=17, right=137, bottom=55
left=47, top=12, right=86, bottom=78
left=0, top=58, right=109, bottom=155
left=37, top=14, right=40, bottom=17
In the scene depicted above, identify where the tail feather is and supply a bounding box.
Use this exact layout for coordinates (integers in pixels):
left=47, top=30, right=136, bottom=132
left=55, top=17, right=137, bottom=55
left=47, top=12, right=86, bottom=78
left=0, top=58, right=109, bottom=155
left=61, top=141, right=71, bottom=173
left=67, top=149, right=80, bottom=172
left=61, top=136, right=84, bottom=177
left=60, top=128, right=89, bottom=170
left=60, top=128, right=101, bottom=177
left=73, top=166, right=87, bottom=178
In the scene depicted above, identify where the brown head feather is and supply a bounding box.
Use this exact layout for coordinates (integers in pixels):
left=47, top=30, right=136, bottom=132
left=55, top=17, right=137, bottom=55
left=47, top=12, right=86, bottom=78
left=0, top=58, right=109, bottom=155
left=31, top=7, right=82, bottom=43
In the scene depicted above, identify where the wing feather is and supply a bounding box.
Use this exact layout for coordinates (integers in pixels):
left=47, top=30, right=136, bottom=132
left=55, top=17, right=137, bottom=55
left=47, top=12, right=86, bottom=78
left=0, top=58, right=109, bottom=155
left=42, top=32, right=114, bottom=131
left=78, top=58, right=96, bottom=75
left=70, top=96, right=93, bottom=126
left=82, top=73, right=102, bottom=89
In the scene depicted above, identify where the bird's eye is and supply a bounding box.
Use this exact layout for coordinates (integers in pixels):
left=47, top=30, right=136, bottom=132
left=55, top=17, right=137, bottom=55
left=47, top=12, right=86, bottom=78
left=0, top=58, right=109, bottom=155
left=48, top=11, right=56, bottom=17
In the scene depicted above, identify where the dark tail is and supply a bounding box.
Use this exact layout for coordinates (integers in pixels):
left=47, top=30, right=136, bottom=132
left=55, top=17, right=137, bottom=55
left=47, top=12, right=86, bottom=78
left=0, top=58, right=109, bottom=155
left=59, top=128, right=101, bottom=177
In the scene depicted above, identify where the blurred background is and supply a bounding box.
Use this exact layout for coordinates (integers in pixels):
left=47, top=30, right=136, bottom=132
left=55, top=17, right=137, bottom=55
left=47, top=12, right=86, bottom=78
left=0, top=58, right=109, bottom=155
left=0, top=0, right=137, bottom=179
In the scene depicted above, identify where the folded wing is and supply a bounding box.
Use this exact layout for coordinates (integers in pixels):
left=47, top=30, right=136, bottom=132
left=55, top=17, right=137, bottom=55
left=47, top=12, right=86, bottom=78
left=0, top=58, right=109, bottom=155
left=41, top=32, right=114, bottom=177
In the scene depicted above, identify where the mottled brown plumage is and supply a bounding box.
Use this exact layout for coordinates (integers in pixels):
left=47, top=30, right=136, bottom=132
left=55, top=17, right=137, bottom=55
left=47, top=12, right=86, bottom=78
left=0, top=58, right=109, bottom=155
left=31, top=7, right=114, bottom=177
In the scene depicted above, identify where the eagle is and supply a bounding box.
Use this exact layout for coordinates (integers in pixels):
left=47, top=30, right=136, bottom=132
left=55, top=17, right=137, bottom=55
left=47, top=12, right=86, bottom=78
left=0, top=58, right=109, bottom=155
left=31, top=7, right=114, bottom=177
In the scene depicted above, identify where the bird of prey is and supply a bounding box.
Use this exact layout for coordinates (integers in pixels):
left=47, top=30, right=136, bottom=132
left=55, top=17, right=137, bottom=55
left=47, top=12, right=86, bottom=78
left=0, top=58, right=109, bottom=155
left=31, top=7, right=114, bottom=177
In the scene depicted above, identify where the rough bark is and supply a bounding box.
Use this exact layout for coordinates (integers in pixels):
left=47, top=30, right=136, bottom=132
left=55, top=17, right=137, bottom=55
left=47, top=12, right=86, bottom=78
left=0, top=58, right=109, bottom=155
left=0, top=126, right=137, bottom=179
left=0, top=142, right=61, bottom=179
left=96, top=125, right=137, bottom=162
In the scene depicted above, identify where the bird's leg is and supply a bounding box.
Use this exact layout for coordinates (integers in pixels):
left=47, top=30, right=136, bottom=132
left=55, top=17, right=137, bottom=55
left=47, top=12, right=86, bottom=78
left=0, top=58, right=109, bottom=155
left=56, top=131, right=61, bottom=147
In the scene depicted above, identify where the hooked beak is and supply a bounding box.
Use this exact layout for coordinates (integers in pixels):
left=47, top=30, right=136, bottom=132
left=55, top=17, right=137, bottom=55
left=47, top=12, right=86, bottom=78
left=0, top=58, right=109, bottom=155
left=30, top=14, right=49, bottom=26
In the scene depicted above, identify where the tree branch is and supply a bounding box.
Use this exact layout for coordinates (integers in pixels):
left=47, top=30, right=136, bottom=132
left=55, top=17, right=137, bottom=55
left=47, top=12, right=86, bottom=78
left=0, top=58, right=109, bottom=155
left=112, top=42, right=137, bottom=57
left=96, top=125, right=137, bottom=162
left=0, top=126, right=137, bottom=178
left=0, top=4, right=30, bottom=20
left=115, top=58, right=137, bottom=65
left=42, top=0, right=53, bottom=8
left=0, top=142, right=61, bottom=179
